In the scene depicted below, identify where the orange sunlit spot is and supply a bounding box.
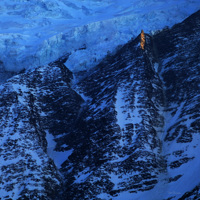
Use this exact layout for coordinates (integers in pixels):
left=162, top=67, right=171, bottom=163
left=140, top=30, right=145, bottom=50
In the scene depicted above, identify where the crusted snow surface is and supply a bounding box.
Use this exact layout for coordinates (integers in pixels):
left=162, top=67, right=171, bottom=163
left=0, top=0, right=199, bottom=72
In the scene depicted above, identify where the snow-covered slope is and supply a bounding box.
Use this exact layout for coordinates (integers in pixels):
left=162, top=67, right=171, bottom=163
left=0, top=0, right=199, bottom=72
left=0, top=10, right=200, bottom=200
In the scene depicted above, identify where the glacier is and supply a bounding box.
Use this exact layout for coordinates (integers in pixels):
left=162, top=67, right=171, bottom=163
left=0, top=0, right=199, bottom=72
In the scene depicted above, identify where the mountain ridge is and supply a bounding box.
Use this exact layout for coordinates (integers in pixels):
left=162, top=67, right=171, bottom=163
left=0, top=9, right=200, bottom=200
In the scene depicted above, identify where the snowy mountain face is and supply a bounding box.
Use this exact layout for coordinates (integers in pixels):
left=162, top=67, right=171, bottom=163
left=0, top=0, right=200, bottom=72
left=0, top=9, right=200, bottom=200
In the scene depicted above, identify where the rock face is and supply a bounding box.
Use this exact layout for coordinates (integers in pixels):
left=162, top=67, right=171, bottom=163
left=0, top=10, right=200, bottom=200
left=153, top=10, right=200, bottom=200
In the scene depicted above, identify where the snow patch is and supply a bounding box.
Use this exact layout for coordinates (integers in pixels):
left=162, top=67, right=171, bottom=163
left=115, top=88, right=142, bottom=130
left=46, top=131, right=73, bottom=168
left=74, top=167, right=92, bottom=183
